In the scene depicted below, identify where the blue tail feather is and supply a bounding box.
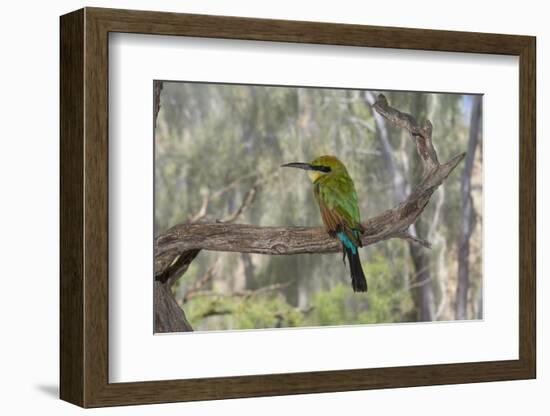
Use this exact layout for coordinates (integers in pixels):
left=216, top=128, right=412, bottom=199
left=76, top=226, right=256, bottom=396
left=337, top=231, right=367, bottom=293
left=336, top=231, right=357, bottom=254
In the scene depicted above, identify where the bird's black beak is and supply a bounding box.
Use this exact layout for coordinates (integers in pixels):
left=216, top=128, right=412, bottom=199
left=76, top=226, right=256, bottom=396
left=280, top=162, right=313, bottom=171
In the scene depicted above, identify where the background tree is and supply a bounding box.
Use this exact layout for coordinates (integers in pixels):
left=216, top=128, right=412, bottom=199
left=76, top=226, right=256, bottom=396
left=456, top=95, right=482, bottom=320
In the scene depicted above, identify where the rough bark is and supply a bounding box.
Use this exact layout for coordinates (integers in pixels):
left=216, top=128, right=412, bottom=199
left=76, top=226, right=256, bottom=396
left=455, top=95, right=482, bottom=320
left=154, top=93, right=465, bottom=332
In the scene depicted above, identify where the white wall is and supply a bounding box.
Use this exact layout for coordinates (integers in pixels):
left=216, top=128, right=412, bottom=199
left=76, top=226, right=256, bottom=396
left=0, top=1, right=545, bottom=414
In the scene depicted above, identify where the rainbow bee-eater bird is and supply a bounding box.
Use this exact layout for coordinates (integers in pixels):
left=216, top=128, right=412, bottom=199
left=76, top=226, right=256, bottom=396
left=281, top=155, right=367, bottom=292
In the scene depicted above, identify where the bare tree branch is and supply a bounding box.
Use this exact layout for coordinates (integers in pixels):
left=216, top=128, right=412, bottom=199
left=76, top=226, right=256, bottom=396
left=187, top=171, right=276, bottom=225
left=216, top=184, right=258, bottom=224
left=372, top=93, right=439, bottom=174
left=188, top=190, right=211, bottom=223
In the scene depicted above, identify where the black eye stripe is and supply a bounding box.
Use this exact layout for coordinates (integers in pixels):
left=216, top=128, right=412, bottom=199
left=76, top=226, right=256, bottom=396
left=313, top=165, right=331, bottom=173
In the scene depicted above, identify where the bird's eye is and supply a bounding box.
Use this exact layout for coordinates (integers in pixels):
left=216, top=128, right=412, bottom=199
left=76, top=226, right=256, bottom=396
left=315, top=166, right=331, bottom=173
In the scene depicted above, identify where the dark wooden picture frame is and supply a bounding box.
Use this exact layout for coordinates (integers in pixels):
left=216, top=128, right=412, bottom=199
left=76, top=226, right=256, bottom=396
left=60, top=7, right=536, bottom=408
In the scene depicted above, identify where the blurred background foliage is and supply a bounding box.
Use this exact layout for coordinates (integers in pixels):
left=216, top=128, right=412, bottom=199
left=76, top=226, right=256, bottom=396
left=155, top=82, right=483, bottom=331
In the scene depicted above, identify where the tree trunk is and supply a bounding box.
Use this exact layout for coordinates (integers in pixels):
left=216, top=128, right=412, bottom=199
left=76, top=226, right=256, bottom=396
left=408, top=226, right=435, bottom=321
left=455, top=96, right=482, bottom=320
left=154, top=280, right=193, bottom=332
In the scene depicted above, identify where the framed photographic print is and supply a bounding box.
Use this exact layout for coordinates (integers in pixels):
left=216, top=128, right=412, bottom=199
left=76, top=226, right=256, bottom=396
left=60, top=7, right=536, bottom=408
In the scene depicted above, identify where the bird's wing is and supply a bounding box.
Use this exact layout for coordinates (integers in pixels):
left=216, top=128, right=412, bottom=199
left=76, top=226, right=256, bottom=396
left=314, top=177, right=363, bottom=245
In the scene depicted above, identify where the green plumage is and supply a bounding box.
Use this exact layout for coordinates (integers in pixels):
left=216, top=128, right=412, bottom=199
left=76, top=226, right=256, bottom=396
left=281, top=155, right=368, bottom=292
left=313, top=165, right=362, bottom=246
